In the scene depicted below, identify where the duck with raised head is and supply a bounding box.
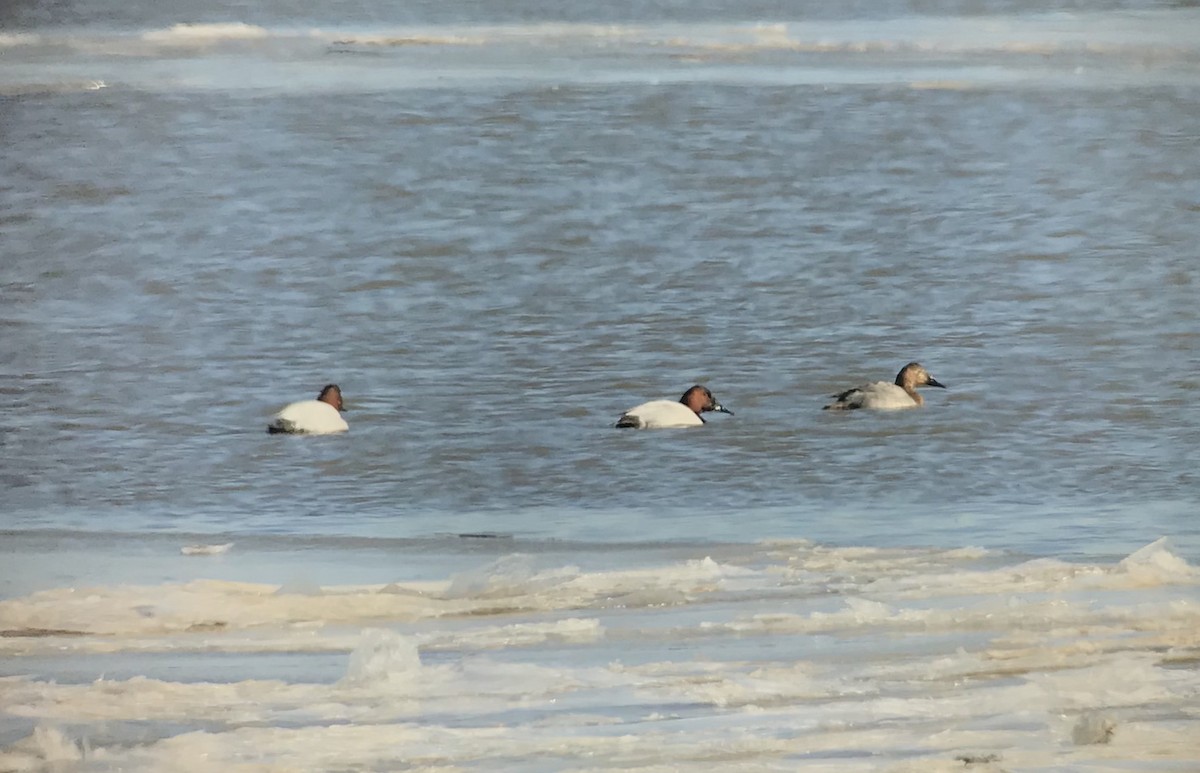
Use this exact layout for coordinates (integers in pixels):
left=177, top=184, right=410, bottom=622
left=268, top=384, right=348, bottom=434
left=615, top=385, right=733, bottom=429
left=824, top=363, right=945, bottom=411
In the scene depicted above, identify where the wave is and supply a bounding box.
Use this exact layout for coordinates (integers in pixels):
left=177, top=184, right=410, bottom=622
left=2, top=538, right=1195, bottom=655
left=140, top=22, right=272, bottom=43
left=2, top=538, right=1197, bottom=772
left=3, top=11, right=1198, bottom=57
left=0, top=79, right=107, bottom=97
left=1, top=10, right=1195, bottom=93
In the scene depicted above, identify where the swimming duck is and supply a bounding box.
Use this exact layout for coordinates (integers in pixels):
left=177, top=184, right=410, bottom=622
left=615, top=385, right=733, bottom=429
left=268, top=384, right=348, bottom=434
left=824, top=363, right=945, bottom=411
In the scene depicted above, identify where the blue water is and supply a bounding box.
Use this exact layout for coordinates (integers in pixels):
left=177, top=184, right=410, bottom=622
left=2, top=3, right=1200, bottom=769
left=0, top=1, right=1196, bottom=558
left=3, top=80, right=1197, bottom=560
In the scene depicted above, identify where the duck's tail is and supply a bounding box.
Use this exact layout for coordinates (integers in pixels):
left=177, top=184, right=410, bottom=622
left=823, top=393, right=860, bottom=411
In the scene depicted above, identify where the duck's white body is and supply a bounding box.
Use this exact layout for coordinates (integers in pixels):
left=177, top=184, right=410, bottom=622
left=826, top=381, right=919, bottom=411
left=269, top=399, right=348, bottom=435
left=617, top=399, right=706, bottom=429
left=616, top=385, right=732, bottom=429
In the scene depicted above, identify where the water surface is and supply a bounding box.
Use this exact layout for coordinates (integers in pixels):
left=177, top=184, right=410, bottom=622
left=1, top=0, right=1198, bottom=769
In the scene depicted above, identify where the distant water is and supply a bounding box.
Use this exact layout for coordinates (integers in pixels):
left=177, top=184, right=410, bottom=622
left=1, top=0, right=1199, bottom=769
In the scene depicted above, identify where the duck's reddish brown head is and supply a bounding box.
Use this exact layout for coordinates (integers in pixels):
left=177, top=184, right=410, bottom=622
left=679, top=385, right=733, bottom=417
left=317, top=384, right=344, bottom=412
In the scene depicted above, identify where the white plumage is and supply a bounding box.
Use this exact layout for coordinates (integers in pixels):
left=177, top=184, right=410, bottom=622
left=269, top=400, right=348, bottom=434
left=615, top=384, right=732, bottom=429
left=617, top=399, right=707, bottom=429
left=268, top=384, right=348, bottom=434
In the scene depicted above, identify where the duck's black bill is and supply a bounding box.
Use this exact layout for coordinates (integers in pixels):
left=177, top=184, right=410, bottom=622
left=928, top=379, right=947, bottom=389
left=715, top=405, right=734, bottom=415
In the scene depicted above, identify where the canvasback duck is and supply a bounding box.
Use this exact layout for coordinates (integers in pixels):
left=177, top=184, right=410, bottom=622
left=268, top=384, right=348, bottom=434
left=824, top=362, right=946, bottom=411
left=615, top=385, right=733, bottom=429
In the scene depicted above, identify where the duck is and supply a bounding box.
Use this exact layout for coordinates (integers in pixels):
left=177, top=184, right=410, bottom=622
left=824, top=362, right=945, bottom=411
left=615, top=385, right=733, bottom=429
left=268, top=384, right=348, bottom=434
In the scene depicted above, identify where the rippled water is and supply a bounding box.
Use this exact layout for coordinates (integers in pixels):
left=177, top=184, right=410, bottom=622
left=1, top=0, right=1199, bottom=769
left=4, top=78, right=1197, bottom=550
